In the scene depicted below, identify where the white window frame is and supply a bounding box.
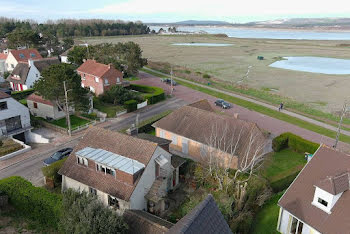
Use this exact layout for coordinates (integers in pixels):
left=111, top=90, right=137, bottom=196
left=77, top=156, right=88, bottom=166
left=82, top=73, right=86, bottom=80
left=104, top=79, right=109, bottom=85
left=288, top=215, right=304, bottom=234
left=95, top=76, right=99, bottom=83
left=96, top=163, right=115, bottom=176
left=117, top=77, right=120, bottom=83
left=108, top=195, right=120, bottom=209
left=89, top=187, right=97, bottom=196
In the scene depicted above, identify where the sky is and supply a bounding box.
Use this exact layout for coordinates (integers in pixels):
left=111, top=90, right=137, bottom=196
left=1, top=0, right=350, bottom=23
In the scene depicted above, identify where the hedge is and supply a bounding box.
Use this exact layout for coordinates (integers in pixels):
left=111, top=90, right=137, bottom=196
left=11, top=89, right=34, bottom=100
left=272, top=132, right=320, bottom=154
left=270, top=171, right=300, bottom=193
left=129, top=84, right=165, bottom=104
left=42, top=158, right=67, bottom=186
left=124, top=99, right=137, bottom=112
left=0, top=176, right=62, bottom=228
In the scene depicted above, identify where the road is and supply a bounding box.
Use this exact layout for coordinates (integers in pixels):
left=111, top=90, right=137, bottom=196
left=0, top=97, right=186, bottom=186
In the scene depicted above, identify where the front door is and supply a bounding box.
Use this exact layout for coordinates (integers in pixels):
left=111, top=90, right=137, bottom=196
left=182, top=138, right=188, bottom=154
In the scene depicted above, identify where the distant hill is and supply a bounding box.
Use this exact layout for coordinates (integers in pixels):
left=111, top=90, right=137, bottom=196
left=174, top=20, right=230, bottom=25
left=250, top=18, right=350, bottom=27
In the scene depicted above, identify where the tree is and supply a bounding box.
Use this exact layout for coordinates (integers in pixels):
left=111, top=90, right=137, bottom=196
left=7, top=29, right=40, bottom=49
left=67, top=46, right=88, bottom=65
left=63, top=37, right=74, bottom=50
left=60, top=189, right=128, bottom=234
left=33, top=63, right=90, bottom=120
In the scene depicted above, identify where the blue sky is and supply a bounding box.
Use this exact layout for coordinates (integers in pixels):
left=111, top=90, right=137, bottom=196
left=1, top=0, right=350, bottom=23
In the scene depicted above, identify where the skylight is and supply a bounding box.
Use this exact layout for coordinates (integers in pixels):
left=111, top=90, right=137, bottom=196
left=19, top=53, right=25, bottom=58
left=30, top=53, right=36, bottom=58
left=76, top=147, right=145, bottom=175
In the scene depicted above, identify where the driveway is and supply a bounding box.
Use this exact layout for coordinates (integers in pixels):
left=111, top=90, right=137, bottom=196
left=136, top=71, right=350, bottom=152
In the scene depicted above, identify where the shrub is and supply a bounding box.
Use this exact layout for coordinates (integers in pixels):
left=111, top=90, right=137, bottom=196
left=270, top=171, right=300, bottom=193
left=272, top=132, right=319, bottom=153
left=11, top=89, right=34, bottom=100
left=100, top=85, right=142, bottom=105
left=184, top=70, right=191, bottom=74
left=203, top=74, right=211, bottom=79
left=129, top=84, right=165, bottom=104
left=60, top=189, right=128, bottom=234
left=0, top=176, right=62, bottom=228
left=42, top=158, right=67, bottom=186
left=124, top=99, right=137, bottom=112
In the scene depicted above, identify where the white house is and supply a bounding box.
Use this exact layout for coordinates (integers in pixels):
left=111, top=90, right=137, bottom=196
left=5, top=48, right=42, bottom=72
left=7, top=58, right=60, bottom=91
left=0, top=91, right=32, bottom=142
left=0, top=52, right=8, bottom=81
left=277, top=145, right=350, bottom=234
left=59, top=127, right=184, bottom=215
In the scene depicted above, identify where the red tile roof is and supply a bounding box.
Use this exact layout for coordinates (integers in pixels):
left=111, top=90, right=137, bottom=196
left=278, top=145, right=350, bottom=233
left=27, top=93, right=53, bottom=106
left=0, top=53, right=8, bottom=60
left=77, top=59, right=115, bottom=78
left=10, top=49, right=42, bottom=63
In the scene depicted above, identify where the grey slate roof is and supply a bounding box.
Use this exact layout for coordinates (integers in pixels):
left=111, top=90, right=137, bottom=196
left=7, top=63, right=30, bottom=84
left=33, top=58, right=60, bottom=72
left=136, top=133, right=172, bottom=146
left=167, top=194, right=232, bottom=234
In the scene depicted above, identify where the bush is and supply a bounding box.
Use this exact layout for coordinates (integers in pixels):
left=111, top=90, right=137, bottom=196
left=42, top=158, right=67, bottom=186
left=11, top=89, right=34, bottom=100
left=272, top=132, right=319, bottom=153
left=203, top=74, right=211, bottom=79
left=60, top=189, right=128, bottom=234
left=124, top=99, right=137, bottom=112
left=0, top=176, right=62, bottom=228
left=129, top=84, right=165, bottom=104
left=100, top=85, right=142, bottom=105
left=270, top=171, right=300, bottom=193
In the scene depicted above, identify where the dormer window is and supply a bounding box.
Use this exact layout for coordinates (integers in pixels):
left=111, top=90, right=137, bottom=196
left=96, top=163, right=115, bottom=176
left=77, top=156, right=88, bottom=166
left=318, top=198, right=328, bottom=207
left=19, top=53, right=25, bottom=59
left=95, top=77, right=99, bottom=83
left=30, top=53, right=36, bottom=58
left=82, top=74, right=86, bottom=80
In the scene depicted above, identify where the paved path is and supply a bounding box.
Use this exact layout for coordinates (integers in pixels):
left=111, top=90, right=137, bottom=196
left=143, top=67, right=350, bottom=137
left=0, top=98, right=186, bottom=185
left=136, top=71, right=350, bottom=152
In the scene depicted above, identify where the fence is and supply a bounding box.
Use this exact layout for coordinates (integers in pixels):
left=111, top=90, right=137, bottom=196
left=71, top=120, right=97, bottom=133
left=137, top=100, right=148, bottom=109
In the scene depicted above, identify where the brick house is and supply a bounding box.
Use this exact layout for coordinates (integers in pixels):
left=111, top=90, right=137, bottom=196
left=76, top=59, right=123, bottom=96
left=278, top=145, right=350, bottom=234
left=59, top=127, right=184, bottom=215
left=153, top=99, right=267, bottom=169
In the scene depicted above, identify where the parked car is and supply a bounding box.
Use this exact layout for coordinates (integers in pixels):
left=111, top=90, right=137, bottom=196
left=162, top=78, right=177, bottom=86
left=214, top=99, right=231, bottom=109
left=43, top=148, right=73, bottom=166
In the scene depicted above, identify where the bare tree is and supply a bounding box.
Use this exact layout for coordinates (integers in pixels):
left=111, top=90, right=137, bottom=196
left=197, top=121, right=268, bottom=195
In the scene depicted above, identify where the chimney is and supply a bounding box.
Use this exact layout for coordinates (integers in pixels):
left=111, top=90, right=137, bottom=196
left=108, top=64, right=111, bottom=69
left=28, top=59, right=34, bottom=68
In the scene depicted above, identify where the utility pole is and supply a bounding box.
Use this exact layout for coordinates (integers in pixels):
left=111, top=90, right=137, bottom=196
left=63, top=81, right=72, bottom=137
left=170, top=66, right=173, bottom=96
left=334, top=102, right=348, bottom=148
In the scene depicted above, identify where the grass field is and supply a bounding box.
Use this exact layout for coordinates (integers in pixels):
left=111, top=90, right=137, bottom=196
left=85, top=34, right=350, bottom=116
left=50, top=115, right=90, bottom=129
left=93, top=98, right=125, bottom=118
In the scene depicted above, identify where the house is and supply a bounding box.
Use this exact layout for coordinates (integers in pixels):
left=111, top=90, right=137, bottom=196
left=277, top=145, right=350, bottom=234
left=7, top=58, right=60, bottom=91
left=59, top=127, right=184, bottom=215
left=0, top=52, right=8, bottom=80
left=123, top=194, right=232, bottom=234
left=153, top=100, right=267, bottom=169
left=5, top=48, right=42, bottom=72
left=27, top=93, right=73, bottom=120
left=60, top=48, right=71, bottom=63
left=76, top=59, right=123, bottom=96
left=0, top=91, right=32, bottom=142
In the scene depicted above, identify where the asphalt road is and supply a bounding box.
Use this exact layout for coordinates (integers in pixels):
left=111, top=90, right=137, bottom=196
left=0, top=97, right=186, bottom=186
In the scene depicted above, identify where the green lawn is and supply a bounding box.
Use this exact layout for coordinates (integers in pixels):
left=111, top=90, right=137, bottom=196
left=50, top=115, right=90, bottom=129
left=123, top=76, right=139, bottom=81
left=93, top=98, right=125, bottom=118
left=262, top=149, right=306, bottom=182
left=250, top=192, right=283, bottom=234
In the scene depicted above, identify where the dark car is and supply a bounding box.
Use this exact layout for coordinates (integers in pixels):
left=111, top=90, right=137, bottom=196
left=162, top=78, right=177, bottom=86
left=43, top=148, right=73, bottom=166
left=214, top=99, right=231, bottom=109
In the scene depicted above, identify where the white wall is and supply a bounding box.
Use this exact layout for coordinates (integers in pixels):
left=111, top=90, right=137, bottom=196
left=25, top=61, right=40, bottom=88
left=5, top=53, right=17, bottom=72
left=278, top=208, right=321, bottom=234
left=27, top=100, right=68, bottom=120
left=312, top=186, right=342, bottom=213
left=61, top=56, right=69, bottom=63
left=129, top=146, right=173, bottom=210
left=0, top=97, right=31, bottom=136
left=62, top=175, right=130, bottom=215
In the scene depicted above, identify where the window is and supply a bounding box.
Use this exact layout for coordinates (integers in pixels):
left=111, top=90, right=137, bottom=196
left=104, top=79, right=109, bottom=85
left=96, top=164, right=115, bottom=176
left=82, top=74, right=86, bottom=80
left=36, top=73, right=39, bottom=78
left=30, top=53, right=36, bottom=58
left=318, top=198, right=328, bottom=207
left=89, top=187, right=97, bottom=196
left=117, top=77, right=120, bottom=83
left=108, top=195, right=119, bottom=209
left=11, top=64, right=14, bottom=68
left=289, top=216, right=304, bottom=234
left=160, top=130, right=165, bottom=138
left=33, top=102, right=38, bottom=109
left=19, top=53, right=25, bottom=58
left=95, top=77, right=99, bottom=83
left=77, top=156, right=88, bottom=166
left=0, top=101, right=8, bottom=110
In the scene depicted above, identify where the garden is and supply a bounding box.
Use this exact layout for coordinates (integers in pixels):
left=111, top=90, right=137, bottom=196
left=0, top=138, right=24, bottom=157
